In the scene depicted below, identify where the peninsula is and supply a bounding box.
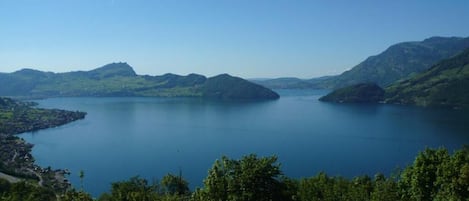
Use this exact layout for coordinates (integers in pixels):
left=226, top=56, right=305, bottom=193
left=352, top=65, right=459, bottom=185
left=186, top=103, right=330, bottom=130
left=0, top=97, right=86, bottom=193
left=319, top=47, right=469, bottom=109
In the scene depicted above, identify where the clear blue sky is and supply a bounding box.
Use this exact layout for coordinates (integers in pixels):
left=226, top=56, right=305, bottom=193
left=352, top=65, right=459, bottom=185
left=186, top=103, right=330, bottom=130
left=1, top=0, right=468, bottom=78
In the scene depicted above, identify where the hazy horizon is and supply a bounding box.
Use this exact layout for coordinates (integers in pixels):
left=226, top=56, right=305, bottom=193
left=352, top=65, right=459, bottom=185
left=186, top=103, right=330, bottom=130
left=1, top=0, right=469, bottom=78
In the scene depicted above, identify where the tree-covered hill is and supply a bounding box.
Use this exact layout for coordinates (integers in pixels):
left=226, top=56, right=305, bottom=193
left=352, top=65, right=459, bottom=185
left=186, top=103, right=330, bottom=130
left=385, top=47, right=469, bottom=109
left=254, top=36, right=469, bottom=90
left=319, top=48, right=469, bottom=108
left=322, top=36, right=469, bottom=89
left=203, top=74, right=280, bottom=100
left=0, top=63, right=279, bottom=100
left=319, top=83, right=384, bottom=103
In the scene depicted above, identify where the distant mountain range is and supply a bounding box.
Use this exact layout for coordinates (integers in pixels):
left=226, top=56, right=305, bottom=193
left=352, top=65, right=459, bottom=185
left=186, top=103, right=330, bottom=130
left=250, top=76, right=333, bottom=89
left=320, top=47, right=469, bottom=109
left=255, top=36, right=469, bottom=90
left=0, top=63, right=279, bottom=100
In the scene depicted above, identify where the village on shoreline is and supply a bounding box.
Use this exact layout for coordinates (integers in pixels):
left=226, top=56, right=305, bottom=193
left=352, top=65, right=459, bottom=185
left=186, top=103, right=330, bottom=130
left=0, top=97, right=86, bottom=194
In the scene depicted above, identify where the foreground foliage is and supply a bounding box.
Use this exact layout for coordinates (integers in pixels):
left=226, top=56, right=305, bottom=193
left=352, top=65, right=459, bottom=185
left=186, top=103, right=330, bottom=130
left=1, top=147, right=468, bottom=201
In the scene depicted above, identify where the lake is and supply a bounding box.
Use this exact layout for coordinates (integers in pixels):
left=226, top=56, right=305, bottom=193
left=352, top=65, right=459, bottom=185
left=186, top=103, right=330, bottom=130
left=21, top=90, right=469, bottom=196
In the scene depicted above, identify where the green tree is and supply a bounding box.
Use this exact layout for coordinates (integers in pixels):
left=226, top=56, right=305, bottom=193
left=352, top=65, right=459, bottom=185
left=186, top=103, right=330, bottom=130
left=194, top=154, right=285, bottom=201
left=370, top=173, right=399, bottom=201
left=79, top=170, right=85, bottom=191
left=399, top=148, right=450, bottom=201
left=2, top=181, right=56, bottom=201
left=60, top=188, right=94, bottom=201
left=297, top=172, right=352, bottom=201
left=0, top=178, right=11, bottom=195
left=160, top=173, right=189, bottom=196
left=104, top=176, right=158, bottom=201
left=434, top=146, right=469, bottom=200
left=348, top=175, right=372, bottom=200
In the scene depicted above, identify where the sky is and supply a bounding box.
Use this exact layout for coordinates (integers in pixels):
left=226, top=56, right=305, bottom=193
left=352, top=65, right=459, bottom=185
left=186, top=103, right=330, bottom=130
left=1, top=0, right=469, bottom=78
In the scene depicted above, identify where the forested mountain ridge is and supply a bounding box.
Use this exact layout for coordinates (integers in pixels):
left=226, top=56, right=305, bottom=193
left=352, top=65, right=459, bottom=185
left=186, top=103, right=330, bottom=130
left=326, top=36, right=469, bottom=88
left=254, top=36, right=469, bottom=90
left=385, top=47, right=469, bottom=109
left=319, top=47, right=469, bottom=109
left=0, top=63, right=279, bottom=100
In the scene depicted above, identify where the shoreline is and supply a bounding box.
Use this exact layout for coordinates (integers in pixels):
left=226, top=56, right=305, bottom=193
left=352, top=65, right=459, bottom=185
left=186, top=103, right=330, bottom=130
left=0, top=97, right=86, bottom=193
left=0, top=133, right=74, bottom=193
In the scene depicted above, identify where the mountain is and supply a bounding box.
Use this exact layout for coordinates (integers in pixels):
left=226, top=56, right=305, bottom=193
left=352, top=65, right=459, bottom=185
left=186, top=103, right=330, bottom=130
left=320, top=47, right=469, bottom=108
left=251, top=76, right=333, bottom=89
left=254, top=36, right=469, bottom=90
left=0, top=63, right=279, bottom=100
left=203, top=74, right=280, bottom=100
left=86, top=62, right=137, bottom=78
left=319, top=83, right=385, bottom=103
left=384, top=47, right=469, bottom=109
left=324, top=36, right=469, bottom=89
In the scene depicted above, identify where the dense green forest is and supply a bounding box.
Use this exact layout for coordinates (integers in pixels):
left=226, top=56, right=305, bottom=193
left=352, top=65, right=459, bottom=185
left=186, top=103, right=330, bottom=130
left=319, top=83, right=384, bottom=103
left=385, top=47, right=469, bottom=109
left=319, top=47, right=469, bottom=109
left=1, top=147, right=468, bottom=201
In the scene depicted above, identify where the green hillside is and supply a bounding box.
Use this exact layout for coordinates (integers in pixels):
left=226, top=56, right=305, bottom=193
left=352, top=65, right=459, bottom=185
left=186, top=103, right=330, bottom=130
left=253, top=36, right=469, bottom=90
left=0, top=63, right=279, bottom=100
left=385, top=48, right=469, bottom=109
left=0, top=97, right=86, bottom=135
left=319, top=83, right=384, bottom=103
left=324, top=36, right=469, bottom=89
left=203, top=74, right=280, bottom=100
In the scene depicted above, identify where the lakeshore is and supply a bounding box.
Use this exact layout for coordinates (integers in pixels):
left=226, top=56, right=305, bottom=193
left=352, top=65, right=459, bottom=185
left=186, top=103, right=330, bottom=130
left=0, top=97, right=86, bottom=194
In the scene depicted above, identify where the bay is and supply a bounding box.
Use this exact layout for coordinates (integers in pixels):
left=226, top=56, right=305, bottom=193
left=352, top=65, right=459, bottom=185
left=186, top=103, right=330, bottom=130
left=21, top=90, right=469, bottom=196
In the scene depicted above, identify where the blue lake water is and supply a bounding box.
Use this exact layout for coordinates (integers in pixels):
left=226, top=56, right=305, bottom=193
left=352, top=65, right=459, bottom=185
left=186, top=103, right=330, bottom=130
left=21, top=90, right=469, bottom=196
